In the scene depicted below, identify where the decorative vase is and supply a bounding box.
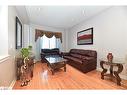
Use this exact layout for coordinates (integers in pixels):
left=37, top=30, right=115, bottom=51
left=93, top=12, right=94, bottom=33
left=107, top=53, right=113, bottom=63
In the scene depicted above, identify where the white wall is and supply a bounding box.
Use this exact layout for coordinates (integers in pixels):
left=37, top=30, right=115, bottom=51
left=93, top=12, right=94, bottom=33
left=64, top=29, right=69, bottom=52
left=8, top=6, right=24, bottom=55
left=67, top=6, right=127, bottom=79
left=0, top=6, right=8, bottom=56
left=23, top=24, right=30, bottom=47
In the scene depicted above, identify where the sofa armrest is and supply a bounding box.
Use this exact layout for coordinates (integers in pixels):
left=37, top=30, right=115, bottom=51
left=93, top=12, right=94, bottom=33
left=41, top=52, right=45, bottom=55
left=82, top=56, right=96, bottom=63
left=40, top=52, right=46, bottom=58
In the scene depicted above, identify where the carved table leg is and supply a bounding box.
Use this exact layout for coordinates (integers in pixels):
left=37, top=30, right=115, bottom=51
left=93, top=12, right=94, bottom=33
left=64, top=66, right=66, bottom=72
left=100, top=61, right=107, bottom=79
left=113, top=64, right=123, bottom=86
left=64, top=61, right=66, bottom=72
left=110, top=65, right=113, bottom=76
left=51, top=69, right=54, bottom=75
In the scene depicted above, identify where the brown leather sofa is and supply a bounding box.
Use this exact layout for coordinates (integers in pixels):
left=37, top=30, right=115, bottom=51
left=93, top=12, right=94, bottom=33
left=62, top=49, right=97, bottom=73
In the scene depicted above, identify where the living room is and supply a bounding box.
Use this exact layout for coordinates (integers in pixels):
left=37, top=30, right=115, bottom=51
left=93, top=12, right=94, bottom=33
left=0, top=4, right=127, bottom=92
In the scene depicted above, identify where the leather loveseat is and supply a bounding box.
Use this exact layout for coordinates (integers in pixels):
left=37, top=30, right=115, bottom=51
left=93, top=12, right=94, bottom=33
left=41, top=48, right=61, bottom=62
left=62, top=49, right=97, bottom=73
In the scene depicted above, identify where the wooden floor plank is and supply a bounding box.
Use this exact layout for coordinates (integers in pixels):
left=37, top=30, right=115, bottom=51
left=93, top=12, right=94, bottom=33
left=13, top=62, right=127, bottom=89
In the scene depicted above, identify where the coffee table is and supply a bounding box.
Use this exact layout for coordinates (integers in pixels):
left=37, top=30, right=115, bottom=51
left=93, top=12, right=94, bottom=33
left=45, top=56, right=67, bottom=75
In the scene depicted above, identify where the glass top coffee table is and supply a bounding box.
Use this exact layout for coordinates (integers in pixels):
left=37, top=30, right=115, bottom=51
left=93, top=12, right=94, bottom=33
left=45, top=56, right=67, bottom=75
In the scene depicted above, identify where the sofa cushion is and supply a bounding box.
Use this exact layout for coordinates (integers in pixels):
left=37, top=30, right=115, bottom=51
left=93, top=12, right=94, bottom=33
left=82, top=56, right=93, bottom=60
left=64, top=56, right=82, bottom=64
left=87, top=51, right=96, bottom=57
left=64, top=56, right=72, bottom=60
left=70, top=49, right=97, bottom=57
left=81, top=56, right=94, bottom=60
left=52, top=48, right=59, bottom=53
left=70, top=53, right=82, bottom=59
left=41, top=48, right=60, bottom=55
left=41, top=49, right=51, bottom=53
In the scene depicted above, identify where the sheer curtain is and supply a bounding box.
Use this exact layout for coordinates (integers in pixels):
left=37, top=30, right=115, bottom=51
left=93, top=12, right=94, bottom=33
left=49, top=36, right=56, bottom=49
left=56, top=38, right=62, bottom=51
left=41, top=35, right=50, bottom=49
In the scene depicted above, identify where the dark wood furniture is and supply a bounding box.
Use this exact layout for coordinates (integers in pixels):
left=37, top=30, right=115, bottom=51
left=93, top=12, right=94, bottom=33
left=16, top=57, right=34, bottom=80
left=100, top=60, right=123, bottom=86
left=45, top=56, right=67, bottom=75
left=62, top=49, right=97, bottom=73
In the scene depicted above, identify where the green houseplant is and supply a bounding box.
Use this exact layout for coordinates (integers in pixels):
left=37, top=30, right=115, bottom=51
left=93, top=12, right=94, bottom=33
left=20, top=45, right=33, bottom=58
left=21, top=48, right=30, bottom=58
left=20, top=48, right=30, bottom=68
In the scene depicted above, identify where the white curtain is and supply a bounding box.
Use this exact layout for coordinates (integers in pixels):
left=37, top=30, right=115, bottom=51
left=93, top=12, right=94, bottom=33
left=56, top=38, right=62, bottom=51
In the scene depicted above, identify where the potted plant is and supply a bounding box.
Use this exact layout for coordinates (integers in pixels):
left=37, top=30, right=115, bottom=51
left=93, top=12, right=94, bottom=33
left=28, top=45, right=34, bottom=58
left=20, top=48, right=30, bottom=58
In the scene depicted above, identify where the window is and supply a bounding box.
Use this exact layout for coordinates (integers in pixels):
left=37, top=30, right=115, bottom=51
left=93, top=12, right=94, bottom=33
left=41, top=35, right=56, bottom=49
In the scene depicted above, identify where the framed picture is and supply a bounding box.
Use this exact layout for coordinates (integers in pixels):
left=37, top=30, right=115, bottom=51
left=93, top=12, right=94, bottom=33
left=77, top=27, right=93, bottom=45
left=16, top=16, right=22, bottom=49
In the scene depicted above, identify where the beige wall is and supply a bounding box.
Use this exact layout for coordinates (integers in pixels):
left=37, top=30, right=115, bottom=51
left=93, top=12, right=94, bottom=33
left=0, top=56, right=15, bottom=87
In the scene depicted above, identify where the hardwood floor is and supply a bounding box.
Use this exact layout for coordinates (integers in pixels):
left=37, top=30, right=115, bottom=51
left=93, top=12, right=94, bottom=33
left=13, top=62, right=127, bottom=89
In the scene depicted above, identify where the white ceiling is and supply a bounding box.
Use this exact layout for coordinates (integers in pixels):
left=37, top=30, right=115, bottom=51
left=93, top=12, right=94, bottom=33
left=16, top=6, right=111, bottom=29
left=15, top=6, right=29, bottom=24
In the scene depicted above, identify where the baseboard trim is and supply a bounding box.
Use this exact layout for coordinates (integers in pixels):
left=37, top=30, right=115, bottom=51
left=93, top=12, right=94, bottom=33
left=96, top=67, right=127, bottom=80
left=96, top=67, right=103, bottom=72
left=9, top=78, right=16, bottom=89
left=119, top=74, right=127, bottom=80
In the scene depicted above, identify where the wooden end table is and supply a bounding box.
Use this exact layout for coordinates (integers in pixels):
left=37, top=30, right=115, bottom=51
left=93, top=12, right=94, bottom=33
left=100, top=60, right=123, bottom=86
